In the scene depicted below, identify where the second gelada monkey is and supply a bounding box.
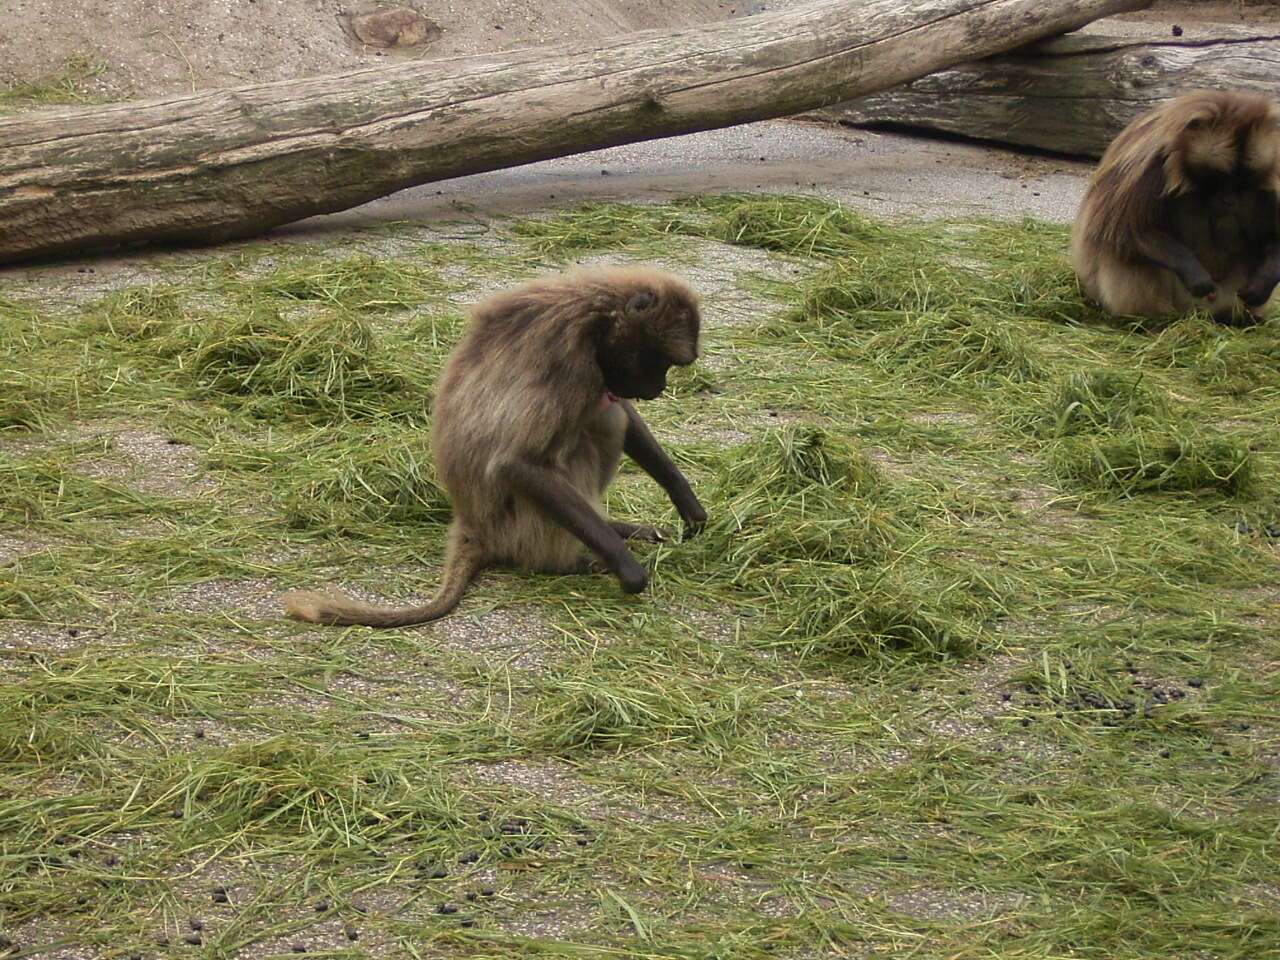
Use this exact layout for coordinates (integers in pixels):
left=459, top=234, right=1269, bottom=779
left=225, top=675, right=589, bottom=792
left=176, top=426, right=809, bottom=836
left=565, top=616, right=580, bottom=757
left=1071, top=89, right=1280, bottom=325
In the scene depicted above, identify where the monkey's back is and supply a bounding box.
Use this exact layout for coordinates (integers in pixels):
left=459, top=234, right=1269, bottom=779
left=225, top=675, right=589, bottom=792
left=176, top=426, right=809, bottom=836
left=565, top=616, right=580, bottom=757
left=429, top=278, right=625, bottom=571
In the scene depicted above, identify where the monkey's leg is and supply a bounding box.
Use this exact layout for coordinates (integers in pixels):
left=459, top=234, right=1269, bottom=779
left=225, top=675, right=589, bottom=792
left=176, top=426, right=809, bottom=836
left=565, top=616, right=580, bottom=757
left=1239, top=247, right=1280, bottom=309
left=620, top=402, right=707, bottom=538
left=498, top=460, right=648, bottom=593
left=1134, top=231, right=1216, bottom=299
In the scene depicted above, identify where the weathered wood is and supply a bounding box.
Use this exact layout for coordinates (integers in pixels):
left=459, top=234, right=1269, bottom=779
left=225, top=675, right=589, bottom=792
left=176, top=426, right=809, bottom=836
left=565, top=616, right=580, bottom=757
left=0, top=0, right=1146, bottom=263
left=819, top=26, right=1280, bottom=157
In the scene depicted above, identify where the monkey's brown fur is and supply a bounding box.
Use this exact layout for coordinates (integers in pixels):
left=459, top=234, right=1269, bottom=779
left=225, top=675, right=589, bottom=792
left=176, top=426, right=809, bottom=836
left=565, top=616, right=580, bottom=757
left=281, top=267, right=704, bottom=628
left=1071, top=89, right=1280, bottom=323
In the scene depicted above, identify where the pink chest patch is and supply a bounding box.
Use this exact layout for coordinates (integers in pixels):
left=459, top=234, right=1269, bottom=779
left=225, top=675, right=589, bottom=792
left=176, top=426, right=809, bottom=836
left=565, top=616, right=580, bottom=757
left=599, top=391, right=620, bottom=412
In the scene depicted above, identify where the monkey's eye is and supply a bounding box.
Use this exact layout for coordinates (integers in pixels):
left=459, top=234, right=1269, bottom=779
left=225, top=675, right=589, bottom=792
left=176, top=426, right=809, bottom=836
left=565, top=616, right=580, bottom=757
left=626, top=291, right=657, bottom=314
left=1185, top=116, right=1206, bottom=131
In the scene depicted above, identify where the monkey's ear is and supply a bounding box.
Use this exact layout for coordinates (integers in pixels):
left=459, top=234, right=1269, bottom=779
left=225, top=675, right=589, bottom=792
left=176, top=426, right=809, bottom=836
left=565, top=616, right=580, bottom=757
left=626, top=290, right=657, bottom=315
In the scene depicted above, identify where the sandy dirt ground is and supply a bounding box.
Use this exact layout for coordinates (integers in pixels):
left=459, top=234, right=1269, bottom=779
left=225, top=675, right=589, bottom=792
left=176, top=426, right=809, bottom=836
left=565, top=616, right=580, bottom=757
left=0, top=0, right=766, bottom=102
left=1, top=1, right=1274, bottom=104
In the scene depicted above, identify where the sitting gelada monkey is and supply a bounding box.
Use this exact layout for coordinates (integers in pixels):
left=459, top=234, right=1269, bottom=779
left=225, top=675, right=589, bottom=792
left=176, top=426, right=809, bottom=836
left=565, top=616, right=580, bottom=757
left=282, top=266, right=707, bottom=628
left=1071, top=89, right=1280, bottom=325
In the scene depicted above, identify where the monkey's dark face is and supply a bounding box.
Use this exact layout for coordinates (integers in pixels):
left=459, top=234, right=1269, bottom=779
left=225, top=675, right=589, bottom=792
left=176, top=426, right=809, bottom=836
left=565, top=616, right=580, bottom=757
left=606, top=352, right=676, bottom=401
left=598, top=287, right=700, bottom=401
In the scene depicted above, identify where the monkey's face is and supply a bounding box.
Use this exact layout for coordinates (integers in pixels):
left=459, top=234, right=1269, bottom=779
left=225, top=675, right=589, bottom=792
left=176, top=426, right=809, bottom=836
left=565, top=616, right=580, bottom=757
left=610, top=354, right=675, bottom=401
left=598, top=288, right=700, bottom=401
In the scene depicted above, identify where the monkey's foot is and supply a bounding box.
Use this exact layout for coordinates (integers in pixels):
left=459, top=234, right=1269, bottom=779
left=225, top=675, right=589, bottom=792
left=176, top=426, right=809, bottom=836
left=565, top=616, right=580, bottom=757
left=1211, top=306, right=1263, bottom=328
left=610, top=520, right=669, bottom=542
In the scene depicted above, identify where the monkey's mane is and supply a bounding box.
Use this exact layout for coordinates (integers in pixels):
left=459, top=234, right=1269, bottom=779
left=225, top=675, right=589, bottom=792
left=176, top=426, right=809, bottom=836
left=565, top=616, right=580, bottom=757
left=457, top=267, right=697, bottom=424
left=1082, top=90, right=1280, bottom=254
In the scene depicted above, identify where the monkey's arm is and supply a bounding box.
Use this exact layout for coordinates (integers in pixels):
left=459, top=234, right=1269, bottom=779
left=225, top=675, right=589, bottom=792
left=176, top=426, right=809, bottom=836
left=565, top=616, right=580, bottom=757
left=498, top=460, right=648, bottom=593
left=1133, top=229, right=1216, bottom=299
left=620, top=401, right=707, bottom=538
left=1240, top=245, right=1280, bottom=307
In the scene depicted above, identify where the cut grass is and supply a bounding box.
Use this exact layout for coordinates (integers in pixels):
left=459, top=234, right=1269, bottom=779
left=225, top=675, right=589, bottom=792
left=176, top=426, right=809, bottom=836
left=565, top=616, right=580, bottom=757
left=0, top=56, right=107, bottom=109
left=0, top=196, right=1278, bottom=959
left=1051, top=429, right=1254, bottom=496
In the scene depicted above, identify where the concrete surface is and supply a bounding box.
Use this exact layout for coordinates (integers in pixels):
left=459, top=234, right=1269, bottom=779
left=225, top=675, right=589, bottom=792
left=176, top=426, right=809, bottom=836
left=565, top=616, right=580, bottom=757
left=277, top=118, right=1094, bottom=247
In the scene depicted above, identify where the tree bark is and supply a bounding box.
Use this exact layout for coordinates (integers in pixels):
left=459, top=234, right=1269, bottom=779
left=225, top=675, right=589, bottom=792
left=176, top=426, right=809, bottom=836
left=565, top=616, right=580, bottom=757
left=819, top=26, right=1280, bottom=157
left=0, top=0, right=1147, bottom=264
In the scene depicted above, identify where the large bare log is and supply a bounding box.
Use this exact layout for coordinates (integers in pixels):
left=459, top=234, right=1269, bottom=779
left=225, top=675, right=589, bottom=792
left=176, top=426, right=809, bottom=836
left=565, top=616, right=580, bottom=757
left=0, top=0, right=1146, bottom=264
left=820, top=26, right=1280, bottom=157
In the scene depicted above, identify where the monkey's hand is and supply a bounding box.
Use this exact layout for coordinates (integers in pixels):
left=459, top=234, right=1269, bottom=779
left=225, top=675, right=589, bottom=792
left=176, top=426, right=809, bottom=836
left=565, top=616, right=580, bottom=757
left=679, top=503, right=708, bottom=540
left=1240, top=278, right=1279, bottom=308
left=1186, top=277, right=1216, bottom=300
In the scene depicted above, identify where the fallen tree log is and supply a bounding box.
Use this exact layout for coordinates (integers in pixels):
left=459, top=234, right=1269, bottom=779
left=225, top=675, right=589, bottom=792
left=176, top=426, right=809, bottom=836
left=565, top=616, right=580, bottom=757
left=819, top=26, right=1280, bottom=157
left=0, top=0, right=1146, bottom=263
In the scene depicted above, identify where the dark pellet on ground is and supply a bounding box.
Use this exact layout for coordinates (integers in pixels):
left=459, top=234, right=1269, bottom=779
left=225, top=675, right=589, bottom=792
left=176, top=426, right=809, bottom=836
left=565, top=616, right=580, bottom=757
left=189, top=920, right=203, bottom=931
left=193, top=728, right=205, bottom=739
left=465, top=892, right=478, bottom=901
left=1020, top=718, right=1031, bottom=727
left=183, top=935, right=202, bottom=946
left=479, top=889, right=496, bottom=898
left=212, top=891, right=228, bottom=904
left=1171, top=24, right=1182, bottom=35
left=461, top=919, right=476, bottom=928
left=1188, top=679, right=1203, bottom=688
left=1000, top=692, right=1011, bottom=701
left=1160, top=749, right=1171, bottom=758
left=291, top=944, right=307, bottom=953
left=458, top=852, right=479, bottom=864
left=315, top=901, right=328, bottom=912
left=346, top=928, right=359, bottom=941
left=437, top=904, right=458, bottom=914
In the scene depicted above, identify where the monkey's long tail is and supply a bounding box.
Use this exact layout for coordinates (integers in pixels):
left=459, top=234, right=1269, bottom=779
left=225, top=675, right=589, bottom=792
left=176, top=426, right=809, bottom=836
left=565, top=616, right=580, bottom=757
left=281, top=536, right=485, bottom=628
